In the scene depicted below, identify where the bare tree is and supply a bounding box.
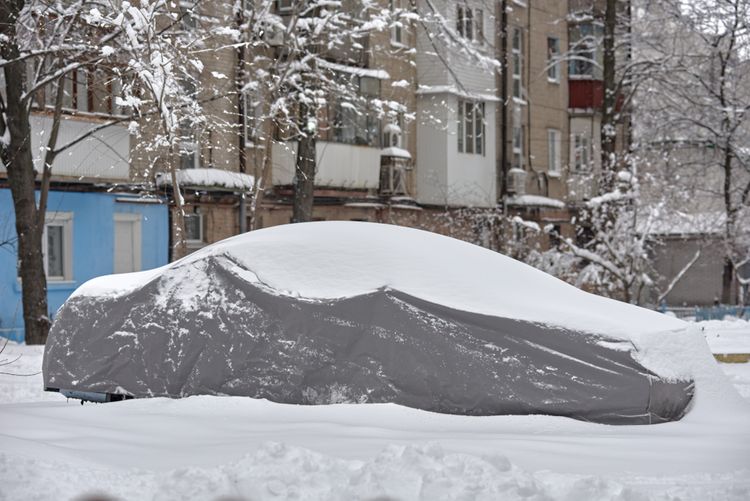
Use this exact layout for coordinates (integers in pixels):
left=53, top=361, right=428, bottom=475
left=636, top=0, right=750, bottom=304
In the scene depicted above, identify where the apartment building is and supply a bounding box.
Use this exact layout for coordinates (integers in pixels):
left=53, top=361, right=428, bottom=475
left=128, top=0, right=582, bottom=256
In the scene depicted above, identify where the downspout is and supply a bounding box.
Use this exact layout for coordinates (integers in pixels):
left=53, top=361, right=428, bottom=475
left=525, top=3, right=533, bottom=180
left=499, top=0, right=508, bottom=201
left=236, top=1, right=247, bottom=233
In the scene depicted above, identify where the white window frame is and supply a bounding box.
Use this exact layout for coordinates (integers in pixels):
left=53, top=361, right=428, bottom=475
left=547, top=36, right=560, bottom=83
left=572, top=133, right=591, bottom=172
left=457, top=100, right=485, bottom=156
left=547, top=129, right=561, bottom=176
left=43, top=212, right=73, bottom=281
left=390, top=0, right=405, bottom=46
left=456, top=5, right=483, bottom=44
left=113, top=213, right=142, bottom=274
left=512, top=28, right=525, bottom=102
left=512, top=125, right=524, bottom=168
left=457, top=4, right=473, bottom=41
left=184, top=211, right=204, bottom=246
left=474, top=9, right=484, bottom=45
left=179, top=141, right=200, bottom=170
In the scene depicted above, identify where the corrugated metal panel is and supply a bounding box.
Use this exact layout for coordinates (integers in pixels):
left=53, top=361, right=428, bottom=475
left=272, top=141, right=381, bottom=189
left=0, top=114, right=130, bottom=181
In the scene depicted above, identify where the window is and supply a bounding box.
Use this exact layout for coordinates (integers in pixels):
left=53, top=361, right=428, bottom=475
left=276, top=0, right=294, bottom=12
left=390, top=0, right=403, bottom=45
left=332, top=104, right=381, bottom=146
left=43, top=212, right=73, bottom=281
left=43, top=69, right=124, bottom=116
left=548, top=129, right=561, bottom=175
left=331, top=76, right=381, bottom=147
left=457, top=5, right=483, bottom=43
left=547, top=37, right=560, bottom=82
left=512, top=28, right=524, bottom=100
left=179, top=1, right=197, bottom=30
left=179, top=141, right=200, bottom=169
left=475, top=9, right=484, bottom=44
left=573, top=133, right=591, bottom=171
left=569, top=23, right=602, bottom=78
left=184, top=211, right=204, bottom=244
left=512, top=126, right=523, bottom=168
left=458, top=100, right=485, bottom=155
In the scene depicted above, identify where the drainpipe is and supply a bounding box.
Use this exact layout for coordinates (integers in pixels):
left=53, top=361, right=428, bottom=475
left=499, top=0, right=508, bottom=201
left=236, top=0, right=247, bottom=233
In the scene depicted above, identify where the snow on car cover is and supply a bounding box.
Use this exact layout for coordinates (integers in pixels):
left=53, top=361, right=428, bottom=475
left=43, top=222, right=696, bottom=424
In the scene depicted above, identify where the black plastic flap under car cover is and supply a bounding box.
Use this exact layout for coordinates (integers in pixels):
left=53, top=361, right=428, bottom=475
left=43, top=254, right=693, bottom=424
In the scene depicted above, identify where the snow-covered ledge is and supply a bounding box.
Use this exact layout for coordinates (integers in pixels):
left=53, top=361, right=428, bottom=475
left=156, top=168, right=255, bottom=192
left=380, top=146, right=411, bottom=159
left=505, top=194, right=566, bottom=209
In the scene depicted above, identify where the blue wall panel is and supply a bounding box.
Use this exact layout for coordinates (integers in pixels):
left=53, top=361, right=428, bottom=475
left=0, top=189, right=168, bottom=342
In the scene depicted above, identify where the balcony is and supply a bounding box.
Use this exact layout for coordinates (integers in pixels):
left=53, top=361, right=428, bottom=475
left=568, top=79, right=604, bottom=110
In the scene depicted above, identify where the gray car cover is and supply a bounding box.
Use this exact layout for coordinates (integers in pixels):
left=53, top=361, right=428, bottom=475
left=43, top=254, right=694, bottom=424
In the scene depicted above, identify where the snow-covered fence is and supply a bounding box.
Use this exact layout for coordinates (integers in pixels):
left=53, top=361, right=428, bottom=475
left=658, top=305, right=749, bottom=322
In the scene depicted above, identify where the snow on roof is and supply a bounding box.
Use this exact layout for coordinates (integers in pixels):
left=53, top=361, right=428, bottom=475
left=586, top=190, right=633, bottom=207
left=156, top=168, right=255, bottom=192
left=416, top=85, right=501, bottom=103
left=74, top=222, right=684, bottom=345
left=642, top=210, right=725, bottom=236
left=380, top=146, right=412, bottom=159
left=318, top=60, right=390, bottom=80
left=506, top=195, right=566, bottom=209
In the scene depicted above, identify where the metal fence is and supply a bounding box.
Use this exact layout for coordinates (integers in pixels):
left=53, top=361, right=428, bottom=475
left=657, top=304, right=749, bottom=321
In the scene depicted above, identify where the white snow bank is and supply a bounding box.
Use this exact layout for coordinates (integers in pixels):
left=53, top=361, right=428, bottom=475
left=2, top=342, right=750, bottom=500
left=155, top=168, right=255, bottom=191
left=2, top=440, right=747, bottom=501
left=700, top=318, right=750, bottom=354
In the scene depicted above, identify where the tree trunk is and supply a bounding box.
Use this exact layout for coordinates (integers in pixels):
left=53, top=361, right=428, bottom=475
left=292, top=102, right=316, bottom=223
left=721, top=258, right=734, bottom=305
left=722, top=145, right=736, bottom=304
left=1, top=1, right=51, bottom=344
left=168, top=145, right=187, bottom=259
left=600, top=0, right=618, bottom=193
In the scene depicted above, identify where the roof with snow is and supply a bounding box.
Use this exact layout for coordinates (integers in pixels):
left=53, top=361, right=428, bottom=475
left=156, top=168, right=255, bottom=192
left=506, top=195, right=566, bottom=209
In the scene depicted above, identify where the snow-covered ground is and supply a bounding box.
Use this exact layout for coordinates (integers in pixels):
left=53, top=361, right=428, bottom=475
left=1, top=333, right=749, bottom=501
left=701, top=318, right=750, bottom=355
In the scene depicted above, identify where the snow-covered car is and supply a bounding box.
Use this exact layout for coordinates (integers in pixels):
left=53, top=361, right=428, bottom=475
left=44, top=222, right=696, bottom=424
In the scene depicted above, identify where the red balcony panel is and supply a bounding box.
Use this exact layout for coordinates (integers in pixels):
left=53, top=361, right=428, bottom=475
left=569, top=79, right=604, bottom=109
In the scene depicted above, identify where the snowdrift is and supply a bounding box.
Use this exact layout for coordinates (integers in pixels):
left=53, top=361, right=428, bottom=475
left=44, top=222, right=696, bottom=424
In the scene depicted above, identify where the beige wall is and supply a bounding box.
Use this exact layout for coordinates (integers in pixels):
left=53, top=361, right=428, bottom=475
left=504, top=0, right=570, bottom=201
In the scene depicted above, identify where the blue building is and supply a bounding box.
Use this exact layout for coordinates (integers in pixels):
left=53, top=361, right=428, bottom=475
left=0, top=188, right=169, bottom=342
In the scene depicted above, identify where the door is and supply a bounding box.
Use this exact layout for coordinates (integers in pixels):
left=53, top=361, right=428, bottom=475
left=114, top=214, right=141, bottom=274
